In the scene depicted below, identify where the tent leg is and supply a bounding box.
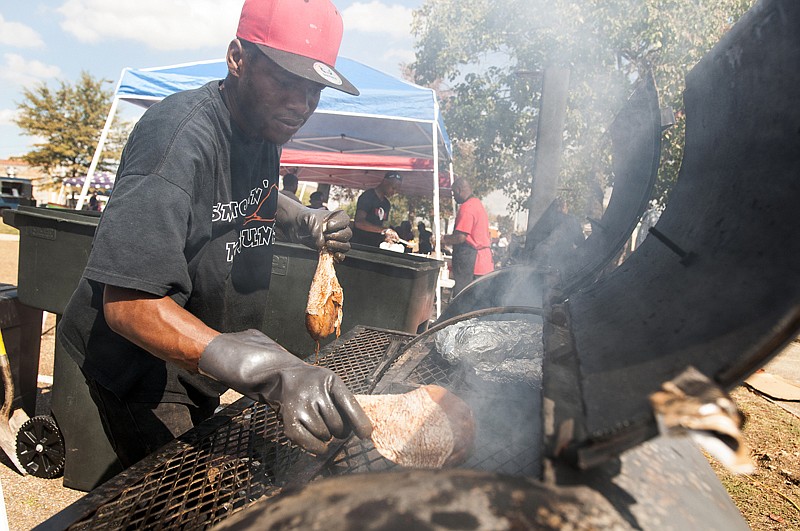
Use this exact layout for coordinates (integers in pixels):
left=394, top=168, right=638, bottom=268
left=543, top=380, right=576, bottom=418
left=76, top=97, right=119, bottom=211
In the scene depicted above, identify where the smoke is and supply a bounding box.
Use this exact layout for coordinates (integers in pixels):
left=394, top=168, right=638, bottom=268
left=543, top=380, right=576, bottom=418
left=433, top=316, right=545, bottom=476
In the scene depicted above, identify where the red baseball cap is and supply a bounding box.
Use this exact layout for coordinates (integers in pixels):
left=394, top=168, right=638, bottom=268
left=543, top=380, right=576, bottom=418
left=237, top=0, right=359, bottom=96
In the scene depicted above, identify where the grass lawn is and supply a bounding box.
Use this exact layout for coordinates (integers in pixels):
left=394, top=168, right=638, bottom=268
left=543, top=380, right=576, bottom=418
left=0, top=216, right=19, bottom=235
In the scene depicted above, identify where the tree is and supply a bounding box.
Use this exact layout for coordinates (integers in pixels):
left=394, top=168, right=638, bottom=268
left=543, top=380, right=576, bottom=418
left=14, top=71, right=128, bottom=186
left=412, top=0, right=755, bottom=214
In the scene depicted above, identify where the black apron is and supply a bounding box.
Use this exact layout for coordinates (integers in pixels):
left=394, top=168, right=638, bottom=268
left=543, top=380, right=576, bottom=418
left=451, top=242, right=478, bottom=297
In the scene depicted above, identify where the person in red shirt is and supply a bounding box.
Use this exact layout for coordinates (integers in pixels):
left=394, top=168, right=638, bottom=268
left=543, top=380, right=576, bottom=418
left=442, top=177, right=494, bottom=297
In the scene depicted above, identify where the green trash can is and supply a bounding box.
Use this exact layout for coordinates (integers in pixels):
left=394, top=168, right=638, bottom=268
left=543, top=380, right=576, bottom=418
left=2, top=206, right=100, bottom=315
left=2, top=207, right=122, bottom=491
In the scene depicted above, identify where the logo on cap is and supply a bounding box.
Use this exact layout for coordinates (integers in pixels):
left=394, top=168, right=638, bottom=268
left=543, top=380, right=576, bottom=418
left=313, top=62, right=343, bottom=86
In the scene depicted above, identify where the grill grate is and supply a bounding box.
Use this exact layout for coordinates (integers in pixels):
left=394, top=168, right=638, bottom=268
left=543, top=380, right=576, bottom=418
left=322, top=334, right=541, bottom=479
left=51, top=324, right=540, bottom=530
left=57, top=326, right=411, bottom=530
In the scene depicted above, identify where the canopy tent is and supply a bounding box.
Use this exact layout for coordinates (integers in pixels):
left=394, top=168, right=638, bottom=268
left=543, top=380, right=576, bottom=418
left=79, top=57, right=454, bottom=313
left=80, top=56, right=452, bottom=199
left=81, top=57, right=451, bottom=198
left=63, top=171, right=115, bottom=191
left=279, top=149, right=453, bottom=196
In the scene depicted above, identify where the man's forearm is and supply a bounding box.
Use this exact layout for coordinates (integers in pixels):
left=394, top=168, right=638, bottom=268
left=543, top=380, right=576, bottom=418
left=103, top=285, right=219, bottom=372
left=354, top=219, right=384, bottom=234
left=442, top=231, right=467, bottom=246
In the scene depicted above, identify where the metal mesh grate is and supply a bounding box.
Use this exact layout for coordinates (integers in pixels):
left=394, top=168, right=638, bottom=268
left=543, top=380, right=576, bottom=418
left=321, top=334, right=541, bottom=479
left=53, top=324, right=540, bottom=530
left=58, top=326, right=412, bottom=530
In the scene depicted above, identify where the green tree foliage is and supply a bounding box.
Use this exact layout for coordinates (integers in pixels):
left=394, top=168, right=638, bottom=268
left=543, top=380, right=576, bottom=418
left=412, top=0, right=754, bottom=213
left=14, top=71, right=128, bottom=186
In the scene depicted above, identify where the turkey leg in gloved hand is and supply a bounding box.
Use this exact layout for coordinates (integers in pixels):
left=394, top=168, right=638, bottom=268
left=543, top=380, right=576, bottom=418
left=198, top=329, right=372, bottom=455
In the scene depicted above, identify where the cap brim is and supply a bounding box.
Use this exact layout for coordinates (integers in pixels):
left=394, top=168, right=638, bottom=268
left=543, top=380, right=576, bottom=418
left=255, top=44, right=359, bottom=96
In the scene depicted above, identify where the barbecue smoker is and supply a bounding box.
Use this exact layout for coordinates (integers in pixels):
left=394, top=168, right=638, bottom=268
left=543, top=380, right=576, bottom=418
left=41, top=1, right=799, bottom=529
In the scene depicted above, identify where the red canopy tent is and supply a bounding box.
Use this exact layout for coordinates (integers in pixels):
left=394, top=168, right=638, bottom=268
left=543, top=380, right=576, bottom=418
left=279, top=149, right=451, bottom=197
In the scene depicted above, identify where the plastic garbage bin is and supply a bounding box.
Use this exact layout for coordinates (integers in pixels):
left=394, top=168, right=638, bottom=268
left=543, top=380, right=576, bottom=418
left=2, top=206, right=100, bottom=314
left=2, top=207, right=121, bottom=491
left=51, top=317, right=124, bottom=491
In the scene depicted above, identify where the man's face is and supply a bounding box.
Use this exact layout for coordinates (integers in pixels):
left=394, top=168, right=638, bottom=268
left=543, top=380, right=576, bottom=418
left=452, top=182, right=469, bottom=204
left=385, top=178, right=401, bottom=197
left=238, top=51, right=324, bottom=144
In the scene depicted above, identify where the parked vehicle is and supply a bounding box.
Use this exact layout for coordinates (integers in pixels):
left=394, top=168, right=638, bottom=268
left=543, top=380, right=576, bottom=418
left=0, top=177, right=34, bottom=210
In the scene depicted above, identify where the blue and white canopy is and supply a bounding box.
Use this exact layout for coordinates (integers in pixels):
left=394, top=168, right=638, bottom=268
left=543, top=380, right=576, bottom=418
left=115, top=57, right=451, bottom=164
left=83, top=57, right=452, bottom=199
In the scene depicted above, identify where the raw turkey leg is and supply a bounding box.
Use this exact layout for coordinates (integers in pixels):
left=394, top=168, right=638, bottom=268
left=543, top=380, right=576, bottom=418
left=305, top=251, right=343, bottom=358
left=355, top=385, right=476, bottom=468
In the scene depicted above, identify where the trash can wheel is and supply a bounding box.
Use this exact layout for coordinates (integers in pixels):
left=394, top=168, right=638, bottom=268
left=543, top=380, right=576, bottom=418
left=16, top=415, right=65, bottom=479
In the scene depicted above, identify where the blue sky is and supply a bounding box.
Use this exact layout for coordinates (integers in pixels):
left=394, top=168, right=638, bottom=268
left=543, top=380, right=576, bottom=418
left=0, top=0, right=423, bottom=158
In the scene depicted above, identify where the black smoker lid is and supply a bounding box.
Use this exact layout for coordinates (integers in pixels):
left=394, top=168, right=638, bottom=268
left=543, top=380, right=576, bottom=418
left=556, top=0, right=800, bottom=465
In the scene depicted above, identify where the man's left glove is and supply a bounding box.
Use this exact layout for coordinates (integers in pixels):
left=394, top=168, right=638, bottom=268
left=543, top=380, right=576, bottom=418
left=277, top=196, right=352, bottom=261
left=198, top=329, right=372, bottom=455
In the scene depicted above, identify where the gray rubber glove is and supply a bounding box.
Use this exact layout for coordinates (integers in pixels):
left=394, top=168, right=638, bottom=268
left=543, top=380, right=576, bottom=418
left=276, top=194, right=352, bottom=261
left=199, top=329, right=373, bottom=454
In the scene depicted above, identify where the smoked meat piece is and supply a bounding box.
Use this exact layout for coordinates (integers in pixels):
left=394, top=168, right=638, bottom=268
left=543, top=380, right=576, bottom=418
left=355, top=385, right=475, bottom=468
left=305, top=251, right=344, bottom=348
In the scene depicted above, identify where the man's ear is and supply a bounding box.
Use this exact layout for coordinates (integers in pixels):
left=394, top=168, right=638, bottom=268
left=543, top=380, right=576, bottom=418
left=226, top=39, right=245, bottom=79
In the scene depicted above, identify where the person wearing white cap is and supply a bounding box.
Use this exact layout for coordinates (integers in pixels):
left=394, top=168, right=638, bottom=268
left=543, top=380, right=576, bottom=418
left=57, top=0, right=372, bottom=473
left=351, top=171, right=403, bottom=247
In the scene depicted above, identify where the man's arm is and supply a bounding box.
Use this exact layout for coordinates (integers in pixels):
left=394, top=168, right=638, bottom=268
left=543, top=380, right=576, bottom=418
left=103, top=286, right=217, bottom=371
left=353, top=209, right=381, bottom=234
left=354, top=209, right=398, bottom=242
left=276, top=192, right=352, bottom=260
left=442, top=230, right=468, bottom=246
left=103, top=285, right=371, bottom=455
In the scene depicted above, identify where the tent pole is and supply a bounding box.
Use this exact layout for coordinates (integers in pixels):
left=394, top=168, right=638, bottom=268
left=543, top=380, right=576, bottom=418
left=76, top=96, right=120, bottom=210
left=432, top=103, right=442, bottom=319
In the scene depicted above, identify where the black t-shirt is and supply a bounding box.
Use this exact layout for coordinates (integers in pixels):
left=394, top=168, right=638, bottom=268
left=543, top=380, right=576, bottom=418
left=351, top=188, right=390, bottom=247
left=418, top=228, right=433, bottom=254
left=57, top=81, right=280, bottom=403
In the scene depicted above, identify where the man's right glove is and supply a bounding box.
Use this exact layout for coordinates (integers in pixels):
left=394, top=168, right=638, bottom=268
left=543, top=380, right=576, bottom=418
left=276, top=193, right=352, bottom=261
left=198, top=329, right=372, bottom=454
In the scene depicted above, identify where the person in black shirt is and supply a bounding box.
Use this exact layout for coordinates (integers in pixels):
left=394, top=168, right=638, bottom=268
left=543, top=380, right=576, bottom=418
left=280, top=172, right=301, bottom=203
left=56, top=0, right=372, bottom=472
left=308, top=190, right=328, bottom=209
left=417, top=221, right=433, bottom=254
left=351, top=171, right=402, bottom=247
left=395, top=220, right=414, bottom=253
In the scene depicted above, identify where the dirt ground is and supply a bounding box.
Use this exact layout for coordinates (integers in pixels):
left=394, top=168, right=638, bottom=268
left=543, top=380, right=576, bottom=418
left=0, top=218, right=798, bottom=529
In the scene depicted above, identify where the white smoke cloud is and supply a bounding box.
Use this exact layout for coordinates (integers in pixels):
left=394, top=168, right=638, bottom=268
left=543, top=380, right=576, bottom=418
left=0, top=14, right=45, bottom=48
left=342, top=1, right=413, bottom=39
left=0, top=53, right=62, bottom=88
left=56, top=0, right=241, bottom=51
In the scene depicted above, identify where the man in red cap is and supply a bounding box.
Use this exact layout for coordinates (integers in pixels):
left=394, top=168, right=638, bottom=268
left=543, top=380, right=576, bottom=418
left=58, top=0, right=372, bottom=474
